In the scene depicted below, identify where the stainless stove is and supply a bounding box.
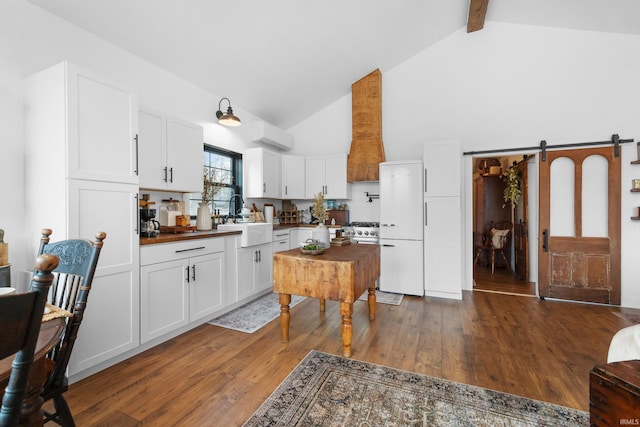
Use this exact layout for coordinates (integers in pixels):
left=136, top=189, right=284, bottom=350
left=342, top=222, right=380, bottom=244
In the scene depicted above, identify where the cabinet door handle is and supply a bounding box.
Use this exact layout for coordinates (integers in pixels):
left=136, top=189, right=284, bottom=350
left=134, top=134, right=139, bottom=175
left=169, top=167, right=174, bottom=183
left=263, top=182, right=266, bottom=193
left=259, top=250, right=262, bottom=262
left=285, top=185, right=288, bottom=195
left=424, top=202, right=428, bottom=227
left=542, top=229, right=549, bottom=252
left=424, top=168, right=428, bottom=193
left=254, top=250, right=258, bottom=263
left=382, top=244, right=396, bottom=247
left=175, top=246, right=206, bottom=253
left=192, top=264, right=196, bottom=281
left=185, top=266, right=190, bottom=283
left=135, top=193, right=139, bottom=235
left=164, top=166, right=168, bottom=183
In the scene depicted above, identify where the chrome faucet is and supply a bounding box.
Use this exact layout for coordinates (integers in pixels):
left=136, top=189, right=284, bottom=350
left=228, top=193, right=244, bottom=221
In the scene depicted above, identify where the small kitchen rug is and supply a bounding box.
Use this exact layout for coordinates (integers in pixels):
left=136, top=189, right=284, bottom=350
left=208, top=292, right=306, bottom=333
left=357, top=290, right=403, bottom=305
left=243, top=350, right=589, bottom=426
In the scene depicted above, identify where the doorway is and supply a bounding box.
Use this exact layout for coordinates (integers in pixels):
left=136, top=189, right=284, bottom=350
left=472, top=155, right=536, bottom=296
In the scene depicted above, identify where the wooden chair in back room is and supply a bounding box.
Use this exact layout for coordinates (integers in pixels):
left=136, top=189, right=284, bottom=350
left=473, top=221, right=512, bottom=274
left=0, top=254, right=59, bottom=427
left=36, top=229, right=106, bottom=427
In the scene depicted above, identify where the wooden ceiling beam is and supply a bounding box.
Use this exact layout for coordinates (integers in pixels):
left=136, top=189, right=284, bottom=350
left=467, top=0, right=489, bottom=33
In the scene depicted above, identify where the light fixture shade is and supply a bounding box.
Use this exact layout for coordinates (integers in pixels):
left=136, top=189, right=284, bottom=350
left=216, top=98, right=241, bottom=127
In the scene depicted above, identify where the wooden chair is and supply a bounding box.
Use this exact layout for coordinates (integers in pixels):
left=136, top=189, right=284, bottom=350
left=0, top=254, right=59, bottom=427
left=36, top=229, right=106, bottom=427
left=473, top=221, right=512, bottom=274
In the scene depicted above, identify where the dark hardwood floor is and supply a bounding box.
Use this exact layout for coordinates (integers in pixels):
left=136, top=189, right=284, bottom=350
left=49, top=290, right=638, bottom=426
left=474, top=264, right=536, bottom=296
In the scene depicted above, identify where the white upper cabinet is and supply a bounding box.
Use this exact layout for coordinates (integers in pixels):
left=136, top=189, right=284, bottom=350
left=244, top=147, right=281, bottom=198
left=25, top=61, right=138, bottom=184
left=423, top=140, right=461, bottom=197
left=138, top=108, right=203, bottom=193
left=281, top=155, right=306, bottom=199
left=305, top=154, right=350, bottom=199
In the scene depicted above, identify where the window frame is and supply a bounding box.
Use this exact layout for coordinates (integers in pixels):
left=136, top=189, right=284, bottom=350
left=189, top=144, right=242, bottom=219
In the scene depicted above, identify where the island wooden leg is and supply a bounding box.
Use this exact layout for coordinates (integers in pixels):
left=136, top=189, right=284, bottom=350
left=279, top=293, right=291, bottom=343
left=367, top=284, right=376, bottom=320
left=340, top=302, right=353, bottom=357
left=319, top=299, right=326, bottom=312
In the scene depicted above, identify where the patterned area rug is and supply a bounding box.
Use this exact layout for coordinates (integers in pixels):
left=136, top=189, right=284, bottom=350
left=357, top=290, right=403, bottom=305
left=208, top=292, right=305, bottom=333
left=244, top=350, right=589, bottom=426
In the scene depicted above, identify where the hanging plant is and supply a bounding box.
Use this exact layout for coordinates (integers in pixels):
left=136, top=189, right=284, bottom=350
left=502, top=167, right=522, bottom=208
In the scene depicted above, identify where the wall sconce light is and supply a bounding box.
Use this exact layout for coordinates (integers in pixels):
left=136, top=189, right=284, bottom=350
left=216, top=97, right=241, bottom=127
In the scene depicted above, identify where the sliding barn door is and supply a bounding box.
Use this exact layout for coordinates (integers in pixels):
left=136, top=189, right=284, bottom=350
left=539, top=147, right=620, bottom=304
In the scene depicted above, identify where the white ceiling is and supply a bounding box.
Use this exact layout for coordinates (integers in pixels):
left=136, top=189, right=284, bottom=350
left=26, top=0, right=640, bottom=130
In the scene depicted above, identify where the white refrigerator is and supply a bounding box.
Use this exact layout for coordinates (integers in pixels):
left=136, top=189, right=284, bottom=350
left=379, top=161, right=424, bottom=296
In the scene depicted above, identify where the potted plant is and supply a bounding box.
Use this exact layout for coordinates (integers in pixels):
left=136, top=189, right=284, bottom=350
left=197, top=168, right=217, bottom=230
left=311, top=192, right=330, bottom=247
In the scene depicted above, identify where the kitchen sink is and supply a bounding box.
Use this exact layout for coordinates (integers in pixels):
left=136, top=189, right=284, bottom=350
left=217, top=222, right=273, bottom=247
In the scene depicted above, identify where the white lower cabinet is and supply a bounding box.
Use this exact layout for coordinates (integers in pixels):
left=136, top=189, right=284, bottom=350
left=140, top=239, right=225, bottom=344
left=273, top=229, right=290, bottom=253
left=236, top=243, right=273, bottom=301
left=289, top=228, right=313, bottom=249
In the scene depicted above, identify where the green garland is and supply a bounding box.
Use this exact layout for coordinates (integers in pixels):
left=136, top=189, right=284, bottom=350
left=503, top=167, right=522, bottom=208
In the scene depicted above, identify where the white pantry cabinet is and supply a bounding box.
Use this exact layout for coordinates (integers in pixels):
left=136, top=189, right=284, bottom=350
left=423, top=140, right=461, bottom=197
left=244, top=147, right=281, bottom=198
left=138, top=108, right=203, bottom=192
left=281, top=155, right=306, bottom=199
left=423, top=140, right=462, bottom=300
left=305, top=154, right=350, bottom=199
left=140, top=239, right=225, bottom=343
left=24, top=62, right=141, bottom=377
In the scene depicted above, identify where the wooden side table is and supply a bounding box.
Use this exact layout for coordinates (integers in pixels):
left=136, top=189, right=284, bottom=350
left=590, top=360, right=640, bottom=426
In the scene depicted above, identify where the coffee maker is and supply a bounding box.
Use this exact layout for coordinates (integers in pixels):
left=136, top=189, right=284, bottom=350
left=140, top=208, right=160, bottom=237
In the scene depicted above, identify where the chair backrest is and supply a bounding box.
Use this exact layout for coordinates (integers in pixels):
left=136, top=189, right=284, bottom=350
left=489, top=221, right=512, bottom=249
left=0, top=254, right=59, bottom=427
left=35, top=229, right=106, bottom=392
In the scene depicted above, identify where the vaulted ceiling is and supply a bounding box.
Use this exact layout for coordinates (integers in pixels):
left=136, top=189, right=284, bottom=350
left=26, top=0, right=640, bottom=129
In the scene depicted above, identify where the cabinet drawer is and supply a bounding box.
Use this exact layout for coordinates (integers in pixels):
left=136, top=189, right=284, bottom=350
left=141, top=238, right=225, bottom=265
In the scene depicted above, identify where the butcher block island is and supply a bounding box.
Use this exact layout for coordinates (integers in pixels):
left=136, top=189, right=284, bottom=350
left=273, top=244, right=380, bottom=357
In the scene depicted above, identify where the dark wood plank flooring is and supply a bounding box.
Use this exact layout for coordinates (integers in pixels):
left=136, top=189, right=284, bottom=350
left=474, top=264, right=536, bottom=296
left=49, top=290, right=639, bottom=426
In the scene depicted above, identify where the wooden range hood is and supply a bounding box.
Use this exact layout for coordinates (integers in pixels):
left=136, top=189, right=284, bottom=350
left=348, top=69, right=386, bottom=182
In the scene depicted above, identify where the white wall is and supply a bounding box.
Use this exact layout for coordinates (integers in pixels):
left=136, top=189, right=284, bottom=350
left=289, top=22, right=640, bottom=307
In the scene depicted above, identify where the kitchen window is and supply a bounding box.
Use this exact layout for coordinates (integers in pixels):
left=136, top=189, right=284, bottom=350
left=189, top=145, right=242, bottom=218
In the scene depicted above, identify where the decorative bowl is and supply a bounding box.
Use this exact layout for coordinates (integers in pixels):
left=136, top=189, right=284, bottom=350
left=300, top=239, right=325, bottom=255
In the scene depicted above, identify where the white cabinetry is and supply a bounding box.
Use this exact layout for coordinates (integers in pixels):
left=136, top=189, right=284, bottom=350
left=138, top=108, right=203, bottom=192
left=289, top=228, right=313, bottom=249
left=281, top=155, right=306, bottom=199
left=140, top=239, right=225, bottom=343
left=305, top=154, right=350, bottom=199
left=423, top=140, right=462, bottom=300
left=24, top=62, right=140, bottom=377
left=235, top=241, right=273, bottom=301
left=244, top=147, right=281, bottom=198
left=424, top=140, right=460, bottom=197
left=273, top=229, right=290, bottom=253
